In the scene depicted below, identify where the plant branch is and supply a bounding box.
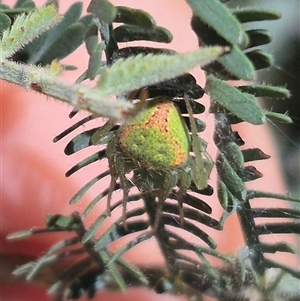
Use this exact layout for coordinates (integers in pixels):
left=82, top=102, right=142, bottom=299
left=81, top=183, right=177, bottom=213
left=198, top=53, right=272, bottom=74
left=0, top=58, right=134, bottom=119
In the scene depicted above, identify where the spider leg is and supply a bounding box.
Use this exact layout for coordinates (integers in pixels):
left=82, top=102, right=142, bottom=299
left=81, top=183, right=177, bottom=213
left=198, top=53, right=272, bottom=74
left=177, top=188, right=185, bottom=225
left=107, top=174, right=117, bottom=216
left=152, top=190, right=164, bottom=233
left=177, top=166, right=192, bottom=225
left=153, top=170, right=181, bottom=230
left=119, top=172, right=130, bottom=231
left=124, top=89, right=148, bottom=121
left=106, top=144, right=119, bottom=216
left=184, top=95, right=209, bottom=190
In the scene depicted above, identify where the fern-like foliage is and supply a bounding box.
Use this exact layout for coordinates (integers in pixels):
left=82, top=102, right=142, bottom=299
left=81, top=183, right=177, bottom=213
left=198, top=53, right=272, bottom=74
left=0, top=1, right=92, bottom=66
left=6, top=1, right=300, bottom=301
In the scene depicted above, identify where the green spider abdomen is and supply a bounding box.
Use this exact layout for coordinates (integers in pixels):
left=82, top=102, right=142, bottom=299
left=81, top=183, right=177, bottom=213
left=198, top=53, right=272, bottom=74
left=119, top=98, right=190, bottom=169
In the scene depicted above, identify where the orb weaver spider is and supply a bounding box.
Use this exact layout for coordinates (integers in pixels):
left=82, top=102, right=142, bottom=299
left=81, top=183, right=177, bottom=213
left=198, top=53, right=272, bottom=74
left=92, top=91, right=214, bottom=230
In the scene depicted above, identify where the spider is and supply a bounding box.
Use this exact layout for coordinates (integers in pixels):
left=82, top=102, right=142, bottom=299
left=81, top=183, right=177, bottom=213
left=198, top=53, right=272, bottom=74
left=93, top=93, right=214, bottom=230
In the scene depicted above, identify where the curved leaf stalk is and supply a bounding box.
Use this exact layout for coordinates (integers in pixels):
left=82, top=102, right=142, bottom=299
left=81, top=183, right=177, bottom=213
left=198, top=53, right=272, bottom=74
left=214, top=107, right=265, bottom=273
left=212, top=100, right=300, bottom=299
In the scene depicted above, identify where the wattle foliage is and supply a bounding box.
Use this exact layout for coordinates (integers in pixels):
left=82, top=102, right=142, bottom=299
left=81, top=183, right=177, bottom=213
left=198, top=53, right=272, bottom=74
left=2, top=1, right=299, bottom=300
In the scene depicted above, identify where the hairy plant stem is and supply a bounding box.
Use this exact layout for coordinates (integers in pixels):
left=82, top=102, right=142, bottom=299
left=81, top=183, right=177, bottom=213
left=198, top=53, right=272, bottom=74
left=0, top=59, right=133, bottom=119
left=213, top=104, right=265, bottom=276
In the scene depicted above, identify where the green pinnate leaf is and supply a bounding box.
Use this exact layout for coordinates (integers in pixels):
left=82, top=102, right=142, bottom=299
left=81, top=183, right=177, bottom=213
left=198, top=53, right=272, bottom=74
left=97, top=46, right=228, bottom=97
left=218, top=45, right=255, bottom=80
left=85, top=24, right=99, bottom=55
left=14, top=0, right=35, bottom=9
left=238, top=85, right=290, bottom=98
left=112, top=24, right=172, bottom=43
left=87, top=0, right=117, bottom=23
left=0, top=12, right=11, bottom=31
left=36, top=23, right=86, bottom=65
left=246, top=49, right=274, bottom=70
left=26, top=2, right=84, bottom=64
left=206, top=75, right=265, bottom=125
left=216, top=153, right=247, bottom=201
left=115, top=6, right=155, bottom=28
left=233, top=9, right=281, bottom=23
left=186, top=0, right=244, bottom=45
left=245, top=29, right=272, bottom=48
left=242, top=148, right=270, bottom=162
left=265, top=112, right=293, bottom=124
left=0, top=5, right=61, bottom=59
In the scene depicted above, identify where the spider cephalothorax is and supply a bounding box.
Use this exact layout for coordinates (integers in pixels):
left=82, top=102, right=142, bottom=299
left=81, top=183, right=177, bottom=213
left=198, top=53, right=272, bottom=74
left=104, top=96, right=213, bottom=229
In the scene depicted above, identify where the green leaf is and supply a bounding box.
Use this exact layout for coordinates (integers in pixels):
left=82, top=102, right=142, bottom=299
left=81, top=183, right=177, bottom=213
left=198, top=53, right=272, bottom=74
left=233, top=9, right=281, bottom=23
left=0, top=5, right=61, bottom=59
left=183, top=116, right=206, bottom=132
left=217, top=179, right=229, bottom=211
left=260, top=242, right=296, bottom=254
left=246, top=50, right=274, bottom=70
left=115, top=6, right=155, bottom=28
left=217, top=179, right=237, bottom=213
left=265, top=259, right=300, bottom=280
left=85, top=24, right=99, bottom=55
left=87, top=0, right=117, bottom=24
left=84, top=23, right=105, bottom=79
left=247, top=190, right=300, bottom=203
left=184, top=96, right=212, bottom=190
left=45, top=0, right=59, bottom=9
left=0, top=5, right=10, bottom=10
left=163, top=215, right=217, bottom=248
left=14, top=0, right=35, bottom=9
left=87, top=43, right=105, bottom=79
left=220, top=141, right=244, bottom=170
left=83, top=214, right=108, bottom=242
left=216, top=153, right=247, bottom=201
left=114, top=255, right=149, bottom=286
left=37, top=23, right=86, bottom=65
left=191, top=15, right=229, bottom=46
left=257, top=223, right=300, bottom=235
left=0, top=12, right=11, bottom=31
left=65, top=151, right=106, bottom=177
left=206, top=76, right=265, bottom=125
left=265, top=112, right=293, bottom=124
left=238, top=85, right=290, bottom=98
left=0, top=4, right=34, bottom=16
left=26, top=2, right=83, bottom=64
left=99, top=250, right=127, bottom=291
left=238, top=166, right=263, bottom=182
left=112, top=24, right=172, bottom=43
left=12, top=262, right=35, bottom=277
left=242, top=148, right=270, bottom=162
left=252, top=208, right=300, bottom=219
left=245, top=29, right=272, bottom=48
left=79, top=14, right=93, bottom=30
left=186, top=0, right=244, bottom=45
left=64, top=129, right=96, bottom=154
left=97, top=46, right=228, bottom=97
left=82, top=185, right=119, bottom=218
left=6, top=230, right=34, bottom=240
left=178, top=193, right=212, bottom=214
left=46, top=214, right=81, bottom=230
left=14, top=0, right=29, bottom=8
left=69, top=174, right=104, bottom=205
left=218, top=45, right=255, bottom=80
